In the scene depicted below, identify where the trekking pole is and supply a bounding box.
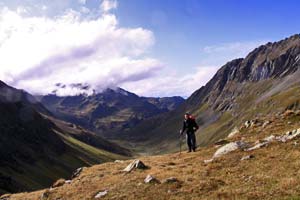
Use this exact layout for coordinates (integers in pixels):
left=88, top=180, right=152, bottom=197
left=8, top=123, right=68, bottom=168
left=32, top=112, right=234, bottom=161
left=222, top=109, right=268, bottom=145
left=179, top=131, right=182, bottom=155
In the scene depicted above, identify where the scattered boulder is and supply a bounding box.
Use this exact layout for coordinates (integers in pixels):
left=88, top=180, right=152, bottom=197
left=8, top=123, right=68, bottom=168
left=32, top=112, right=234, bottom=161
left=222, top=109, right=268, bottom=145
left=264, top=135, right=276, bottom=143
left=244, top=119, right=263, bottom=128
left=0, top=194, right=11, bottom=200
left=203, top=159, right=213, bottom=164
left=241, top=155, right=254, bottom=161
left=123, top=160, right=148, bottom=172
left=162, top=177, right=179, bottom=184
left=71, top=167, right=83, bottom=179
left=246, top=135, right=275, bottom=151
left=95, top=190, right=108, bottom=199
left=282, top=110, right=295, bottom=118
left=40, top=189, right=51, bottom=200
left=277, top=129, right=300, bottom=143
left=227, top=127, right=239, bottom=138
left=52, top=178, right=66, bottom=188
left=262, top=120, right=271, bottom=128
left=144, top=174, right=160, bottom=184
left=246, top=141, right=268, bottom=151
left=244, top=121, right=251, bottom=128
left=204, top=141, right=249, bottom=163
left=213, top=141, right=249, bottom=159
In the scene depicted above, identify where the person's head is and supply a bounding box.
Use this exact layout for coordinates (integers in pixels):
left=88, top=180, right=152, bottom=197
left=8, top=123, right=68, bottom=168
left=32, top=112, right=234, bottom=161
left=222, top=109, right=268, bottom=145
left=184, top=112, right=190, bottom=119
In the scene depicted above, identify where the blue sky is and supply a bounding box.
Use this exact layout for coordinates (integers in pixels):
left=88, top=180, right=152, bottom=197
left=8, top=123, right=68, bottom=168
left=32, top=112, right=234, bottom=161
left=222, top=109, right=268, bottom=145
left=0, top=0, right=299, bottom=97
left=116, top=0, right=300, bottom=70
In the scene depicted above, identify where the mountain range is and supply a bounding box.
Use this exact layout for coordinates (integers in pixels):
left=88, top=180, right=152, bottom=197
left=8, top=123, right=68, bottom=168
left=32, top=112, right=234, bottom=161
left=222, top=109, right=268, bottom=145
left=37, top=88, right=184, bottom=138
left=1, top=33, right=300, bottom=198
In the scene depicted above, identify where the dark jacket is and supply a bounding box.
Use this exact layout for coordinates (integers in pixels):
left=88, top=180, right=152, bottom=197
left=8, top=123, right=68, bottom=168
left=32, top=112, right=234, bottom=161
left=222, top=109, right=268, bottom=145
left=182, top=117, right=199, bottom=133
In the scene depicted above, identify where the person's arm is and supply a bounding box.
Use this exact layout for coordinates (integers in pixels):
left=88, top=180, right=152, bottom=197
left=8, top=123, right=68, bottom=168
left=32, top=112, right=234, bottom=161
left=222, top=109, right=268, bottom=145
left=193, top=120, right=199, bottom=131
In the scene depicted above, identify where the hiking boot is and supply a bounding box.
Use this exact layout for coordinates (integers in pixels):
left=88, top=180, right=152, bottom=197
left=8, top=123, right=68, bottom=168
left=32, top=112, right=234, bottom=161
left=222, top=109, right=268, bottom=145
left=187, top=150, right=191, bottom=153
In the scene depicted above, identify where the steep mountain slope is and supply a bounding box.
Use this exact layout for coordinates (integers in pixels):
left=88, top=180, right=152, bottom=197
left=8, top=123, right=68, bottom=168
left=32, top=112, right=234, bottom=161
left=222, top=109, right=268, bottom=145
left=121, top=34, right=300, bottom=154
left=38, top=88, right=184, bottom=138
left=6, top=110, right=300, bottom=200
left=0, top=81, right=131, bottom=195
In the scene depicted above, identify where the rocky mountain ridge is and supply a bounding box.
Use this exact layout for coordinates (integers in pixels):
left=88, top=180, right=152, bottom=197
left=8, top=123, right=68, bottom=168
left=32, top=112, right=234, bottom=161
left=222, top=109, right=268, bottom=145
left=38, top=87, right=184, bottom=138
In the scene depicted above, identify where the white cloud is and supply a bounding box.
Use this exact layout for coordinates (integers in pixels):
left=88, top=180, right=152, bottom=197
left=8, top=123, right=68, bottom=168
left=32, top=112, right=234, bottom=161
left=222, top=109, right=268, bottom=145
left=0, top=7, right=161, bottom=96
left=101, top=0, right=117, bottom=13
left=0, top=1, right=269, bottom=98
left=16, top=6, right=29, bottom=15
left=121, top=66, right=219, bottom=97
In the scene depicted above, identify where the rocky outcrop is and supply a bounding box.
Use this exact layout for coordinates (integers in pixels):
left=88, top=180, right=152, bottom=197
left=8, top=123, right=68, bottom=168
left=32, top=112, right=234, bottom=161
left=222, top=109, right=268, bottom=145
left=204, top=141, right=249, bottom=163
left=213, top=141, right=249, bottom=158
left=144, top=175, right=160, bottom=184
left=227, top=127, right=240, bottom=138
left=94, top=190, right=108, bottom=198
left=52, top=179, right=66, bottom=188
left=123, top=160, right=148, bottom=172
left=71, top=168, right=84, bottom=179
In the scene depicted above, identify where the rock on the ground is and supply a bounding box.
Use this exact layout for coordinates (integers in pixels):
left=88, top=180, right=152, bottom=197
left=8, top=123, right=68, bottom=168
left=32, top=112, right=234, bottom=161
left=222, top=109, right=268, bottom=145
left=203, top=159, right=213, bottom=164
left=264, top=135, right=276, bottom=143
left=246, top=135, right=275, bottom=151
left=144, top=174, right=160, bottom=184
left=244, top=119, right=262, bottom=128
left=241, top=155, right=254, bottom=161
left=162, top=177, right=179, bottom=184
left=227, top=127, right=240, bottom=138
left=40, top=190, right=51, bottom=200
left=213, top=141, right=249, bottom=158
left=245, top=141, right=268, bottom=151
left=52, top=178, right=66, bottom=188
left=0, top=194, right=11, bottom=200
left=262, top=120, right=271, bottom=128
left=71, top=167, right=84, bottom=179
left=244, top=121, right=251, bottom=128
left=95, top=190, right=108, bottom=198
left=277, top=129, right=300, bottom=143
left=123, top=160, right=147, bottom=172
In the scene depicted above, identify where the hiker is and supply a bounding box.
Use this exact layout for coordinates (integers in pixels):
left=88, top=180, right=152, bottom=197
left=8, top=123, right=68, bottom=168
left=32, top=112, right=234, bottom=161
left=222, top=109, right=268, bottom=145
left=180, top=112, right=199, bottom=152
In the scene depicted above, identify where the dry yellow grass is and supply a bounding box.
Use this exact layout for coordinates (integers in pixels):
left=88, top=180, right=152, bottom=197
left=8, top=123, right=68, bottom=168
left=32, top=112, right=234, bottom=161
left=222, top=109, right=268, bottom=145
left=5, top=112, right=300, bottom=200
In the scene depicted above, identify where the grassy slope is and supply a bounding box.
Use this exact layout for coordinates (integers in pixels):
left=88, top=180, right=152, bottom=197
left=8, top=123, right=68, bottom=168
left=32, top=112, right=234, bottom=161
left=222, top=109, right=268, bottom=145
left=0, top=113, right=130, bottom=195
left=132, top=76, right=300, bottom=155
left=0, top=127, right=129, bottom=194
left=7, top=111, right=300, bottom=200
